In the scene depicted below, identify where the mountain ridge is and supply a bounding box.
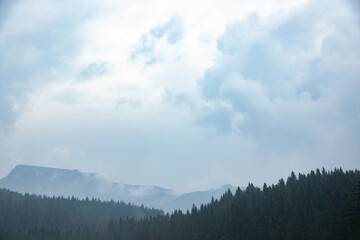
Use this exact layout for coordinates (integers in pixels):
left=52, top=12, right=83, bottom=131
left=0, top=164, right=236, bottom=212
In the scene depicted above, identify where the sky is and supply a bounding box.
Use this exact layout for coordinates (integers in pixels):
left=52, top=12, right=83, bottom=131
left=0, top=0, right=359, bottom=193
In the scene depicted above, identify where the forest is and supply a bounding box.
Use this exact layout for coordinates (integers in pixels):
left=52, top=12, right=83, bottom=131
left=0, top=168, right=359, bottom=240
left=0, top=189, right=162, bottom=231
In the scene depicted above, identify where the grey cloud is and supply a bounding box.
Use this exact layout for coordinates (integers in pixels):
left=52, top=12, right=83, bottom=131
left=0, top=0, right=93, bottom=127
left=0, top=0, right=19, bottom=30
left=198, top=0, right=360, bottom=157
left=346, top=0, right=360, bottom=19
left=131, top=16, right=183, bottom=65
left=197, top=105, right=235, bottom=133
left=79, top=61, right=111, bottom=80
left=0, top=96, right=18, bottom=132
left=117, top=98, right=142, bottom=109
left=131, top=34, right=155, bottom=60
left=162, top=89, right=195, bottom=108
left=150, top=17, right=183, bottom=44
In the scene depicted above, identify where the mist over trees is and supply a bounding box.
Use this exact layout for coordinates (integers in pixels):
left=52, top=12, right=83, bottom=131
left=0, top=189, right=162, bottom=231
left=1, top=168, right=359, bottom=239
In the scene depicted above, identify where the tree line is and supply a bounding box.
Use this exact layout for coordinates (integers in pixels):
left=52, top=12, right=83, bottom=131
left=1, top=168, right=360, bottom=239
left=0, top=188, right=163, bottom=232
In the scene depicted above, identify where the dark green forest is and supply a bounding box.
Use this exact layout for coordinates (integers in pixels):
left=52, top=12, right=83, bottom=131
left=0, top=189, right=162, bottom=231
left=1, top=168, right=360, bottom=240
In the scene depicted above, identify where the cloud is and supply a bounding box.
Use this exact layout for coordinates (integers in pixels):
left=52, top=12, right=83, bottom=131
left=117, top=98, right=142, bottom=109
left=0, top=0, right=359, bottom=193
left=130, top=34, right=155, bottom=61
left=197, top=104, right=235, bottom=133
left=79, top=61, right=112, bottom=80
left=162, top=89, right=195, bottom=108
left=150, top=16, right=183, bottom=44
left=0, top=0, right=94, bottom=128
left=131, top=16, right=183, bottom=65
left=346, top=0, right=360, bottom=17
left=198, top=0, right=360, bottom=158
left=0, top=0, right=19, bottom=30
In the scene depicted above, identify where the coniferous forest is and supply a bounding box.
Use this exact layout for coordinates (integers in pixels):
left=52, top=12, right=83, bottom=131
left=0, top=190, right=162, bottom=231
left=1, top=168, right=360, bottom=240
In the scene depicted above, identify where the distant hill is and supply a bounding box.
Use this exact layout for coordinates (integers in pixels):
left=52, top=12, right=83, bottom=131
left=0, top=165, right=236, bottom=212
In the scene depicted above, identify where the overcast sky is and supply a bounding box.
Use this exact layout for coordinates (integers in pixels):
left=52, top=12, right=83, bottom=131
left=0, top=0, right=359, bottom=193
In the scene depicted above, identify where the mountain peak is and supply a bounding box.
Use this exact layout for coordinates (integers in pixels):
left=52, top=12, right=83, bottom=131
left=12, top=164, right=81, bottom=174
left=7, top=164, right=83, bottom=182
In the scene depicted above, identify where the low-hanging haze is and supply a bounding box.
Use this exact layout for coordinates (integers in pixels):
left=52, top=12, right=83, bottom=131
left=0, top=0, right=359, bottom=193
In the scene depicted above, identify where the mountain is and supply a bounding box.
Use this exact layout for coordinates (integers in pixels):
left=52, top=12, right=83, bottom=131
left=0, top=165, right=236, bottom=212
left=161, top=184, right=236, bottom=212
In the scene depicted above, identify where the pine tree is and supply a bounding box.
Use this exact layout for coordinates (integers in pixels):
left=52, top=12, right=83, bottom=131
left=350, top=181, right=360, bottom=239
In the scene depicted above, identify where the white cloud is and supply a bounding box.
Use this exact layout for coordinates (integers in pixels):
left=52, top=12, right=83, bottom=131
left=0, top=0, right=359, bottom=193
left=198, top=0, right=360, bottom=171
left=79, top=61, right=112, bottom=80
left=150, top=16, right=183, bottom=44
left=0, top=0, right=94, bottom=128
left=130, top=17, right=184, bottom=66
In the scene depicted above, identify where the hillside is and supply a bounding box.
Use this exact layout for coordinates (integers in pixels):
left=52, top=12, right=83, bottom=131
left=1, top=168, right=359, bottom=239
